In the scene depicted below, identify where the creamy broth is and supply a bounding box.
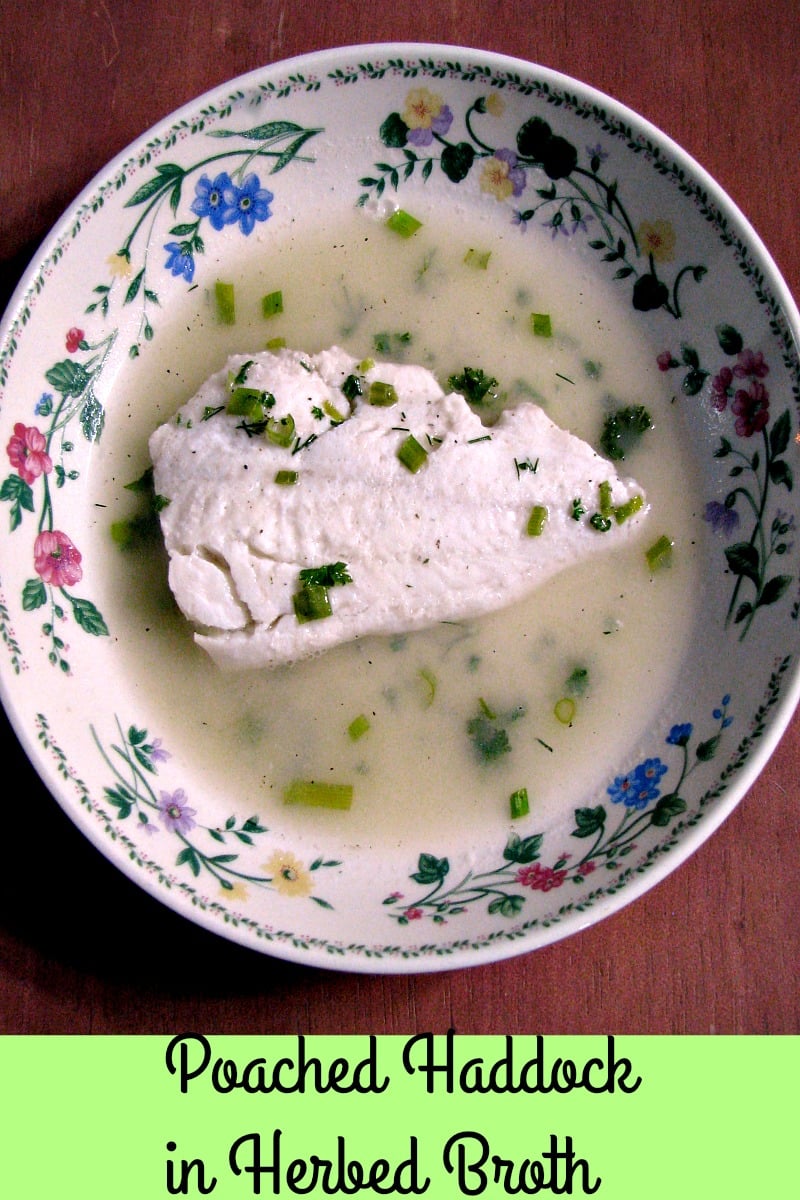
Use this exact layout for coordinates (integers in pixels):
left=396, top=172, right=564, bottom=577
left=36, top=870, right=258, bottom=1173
left=92, top=205, right=705, bottom=848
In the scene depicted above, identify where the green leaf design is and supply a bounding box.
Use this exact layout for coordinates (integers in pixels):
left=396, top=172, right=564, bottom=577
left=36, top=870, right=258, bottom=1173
left=759, top=574, right=793, bottom=607
left=45, top=359, right=91, bottom=398
left=210, top=120, right=308, bottom=142
left=769, top=410, right=791, bottom=457
left=488, top=894, right=525, bottom=917
left=124, top=164, right=184, bottom=208
left=715, top=323, right=743, bottom=355
left=125, top=269, right=145, bottom=306
left=270, top=130, right=320, bottom=172
left=725, top=542, right=760, bottom=584
left=696, top=734, right=721, bottom=762
left=411, top=853, right=449, bottom=884
left=572, top=806, right=606, bottom=838
left=503, top=832, right=543, bottom=863
left=104, top=785, right=135, bottom=819
left=650, top=793, right=687, bottom=827
left=80, top=395, right=105, bottom=442
left=682, top=368, right=709, bottom=396
left=176, top=846, right=201, bottom=876
left=0, top=474, right=34, bottom=530
left=70, top=596, right=109, bottom=637
left=379, top=112, right=409, bottom=147
left=440, top=142, right=475, bottom=183
left=22, top=578, right=47, bottom=611
left=769, top=459, right=793, bottom=490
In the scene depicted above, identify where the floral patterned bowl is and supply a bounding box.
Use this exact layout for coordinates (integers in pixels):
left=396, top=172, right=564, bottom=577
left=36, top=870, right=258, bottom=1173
left=1, top=44, right=799, bottom=972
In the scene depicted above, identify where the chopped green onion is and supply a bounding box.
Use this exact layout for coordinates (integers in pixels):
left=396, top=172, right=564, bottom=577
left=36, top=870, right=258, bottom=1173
left=386, top=209, right=422, bottom=238
left=357, top=357, right=375, bottom=374
left=274, top=469, right=299, bottom=486
left=283, top=779, right=353, bottom=810
left=397, top=433, right=428, bottom=473
left=526, top=504, right=549, bottom=537
left=530, top=312, right=552, bottom=338
left=571, top=498, right=586, bottom=521
left=266, top=336, right=286, bottom=351
left=368, top=380, right=398, bottom=407
left=509, top=787, right=530, bottom=820
left=646, top=534, right=674, bottom=571
left=292, top=582, right=332, bottom=623
left=262, top=290, right=283, bottom=318
left=215, top=280, right=236, bottom=325
left=614, top=494, right=645, bottom=524
left=323, top=398, right=347, bottom=423
left=418, top=667, right=437, bottom=707
left=348, top=714, right=371, bottom=741
left=554, top=697, right=576, bottom=725
left=464, top=248, right=491, bottom=269
left=584, top=359, right=601, bottom=379
left=109, top=520, right=136, bottom=549
left=599, top=480, right=613, bottom=518
left=227, top=387, right=267, bottom=417
left=265, top=414, right=296, bottom=447
left=373, top=332, right=391, bottom=355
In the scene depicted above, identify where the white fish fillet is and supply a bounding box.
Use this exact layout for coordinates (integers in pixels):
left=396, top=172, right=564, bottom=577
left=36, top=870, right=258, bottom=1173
left=149, top=346, right=648, bottom=670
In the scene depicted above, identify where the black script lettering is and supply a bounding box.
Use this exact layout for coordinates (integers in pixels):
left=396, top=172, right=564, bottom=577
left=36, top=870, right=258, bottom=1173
left=402, top=1030, right=641, bottom=1096
left=165, top=1033, right=390, bottom=1095
left=442, top=1131, right=601, bottom=1196
left=230, top=1132, right=277, bottom=1196
left=229, top=1129, right=430, bottom=1196
left=165, top=1139, right=217, bottom=1195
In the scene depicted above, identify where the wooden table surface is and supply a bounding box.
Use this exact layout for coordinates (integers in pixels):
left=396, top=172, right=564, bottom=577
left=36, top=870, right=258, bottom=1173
left=0, top=0, right=797, bottom=1035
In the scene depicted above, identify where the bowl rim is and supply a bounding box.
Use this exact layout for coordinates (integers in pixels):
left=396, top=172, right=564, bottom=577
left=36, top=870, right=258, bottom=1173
left=2, top=41, right=800, bottom=973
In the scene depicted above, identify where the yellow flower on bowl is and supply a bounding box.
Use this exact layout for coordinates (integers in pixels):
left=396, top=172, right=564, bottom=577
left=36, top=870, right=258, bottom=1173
left=402, top=87, right=446, bottom=133
left=637, top=219, right=676, bottom=263
left=263, top=850, right=313, bottom=897
left=106, top=251, right=132, bottom=278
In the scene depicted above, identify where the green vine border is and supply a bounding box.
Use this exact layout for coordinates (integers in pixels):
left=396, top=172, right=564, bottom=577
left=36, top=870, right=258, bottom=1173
left=29, top=656, right=790, bottom=963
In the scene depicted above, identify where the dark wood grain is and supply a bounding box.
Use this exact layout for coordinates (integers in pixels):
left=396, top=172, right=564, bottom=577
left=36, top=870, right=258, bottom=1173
left=1, top=0, right=798, bottom=1035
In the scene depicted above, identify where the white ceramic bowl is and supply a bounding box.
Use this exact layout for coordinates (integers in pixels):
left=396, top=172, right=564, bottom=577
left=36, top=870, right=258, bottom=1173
left=2, top=44, right=799, bottom=972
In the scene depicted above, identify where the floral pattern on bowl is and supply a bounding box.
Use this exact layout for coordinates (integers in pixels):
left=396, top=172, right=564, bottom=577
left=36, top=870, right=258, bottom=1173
left=1, top=45, right=799, bottom=972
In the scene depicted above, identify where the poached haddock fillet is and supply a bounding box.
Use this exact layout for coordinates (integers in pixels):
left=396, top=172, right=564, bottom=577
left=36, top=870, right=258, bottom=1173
left=148, top=346, right=648, bottom=670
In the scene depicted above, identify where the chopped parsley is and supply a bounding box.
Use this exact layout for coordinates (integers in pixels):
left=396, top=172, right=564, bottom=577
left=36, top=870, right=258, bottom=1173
left=448, top=366, right=500, bottom=406
left=293, top=562, right=352, bottom=624
left=111, top=468, right=168, bottom=550
left=467, top=698, right=526, bottom=764
left=298, top=562, right=353, bottom=587
left=600, top=405, right=652, bottom=461
left=342, top=373, right=364, bottom=402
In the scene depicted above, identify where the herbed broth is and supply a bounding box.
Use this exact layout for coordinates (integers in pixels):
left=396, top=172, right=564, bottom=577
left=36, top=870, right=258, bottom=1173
left=94, top=205, right=704, bottom=848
